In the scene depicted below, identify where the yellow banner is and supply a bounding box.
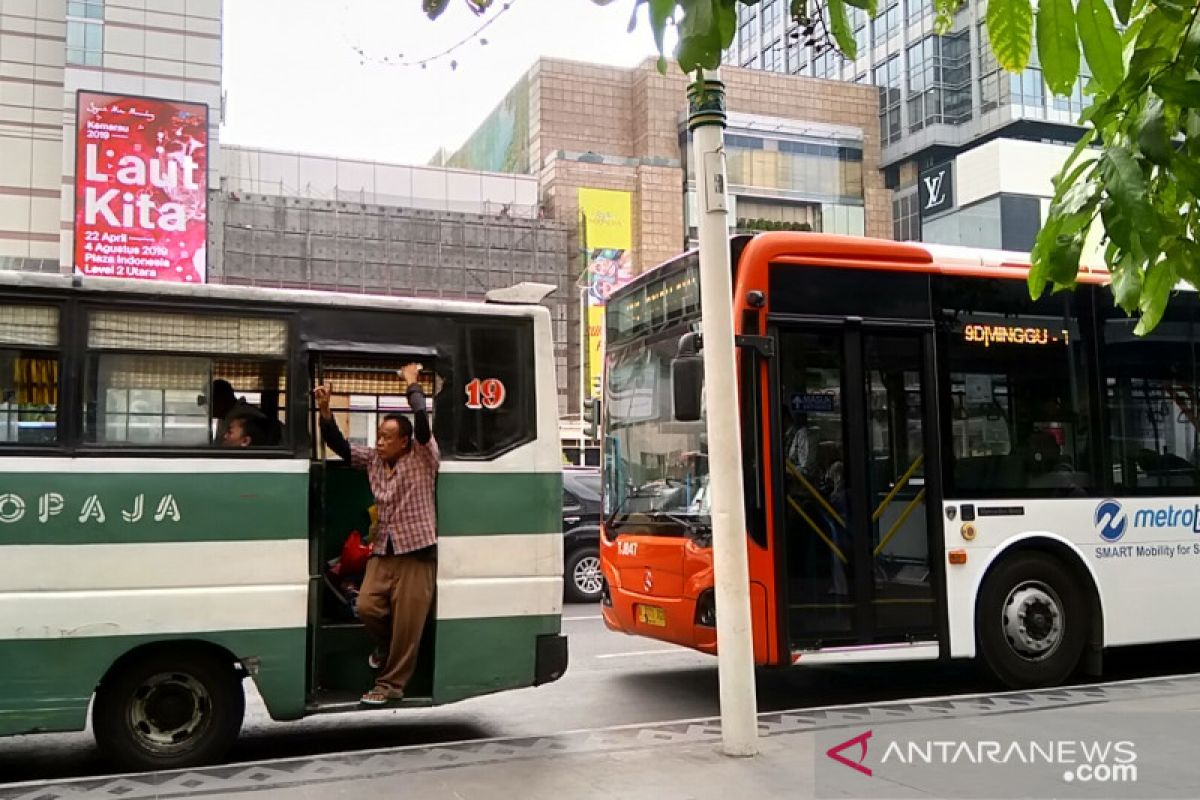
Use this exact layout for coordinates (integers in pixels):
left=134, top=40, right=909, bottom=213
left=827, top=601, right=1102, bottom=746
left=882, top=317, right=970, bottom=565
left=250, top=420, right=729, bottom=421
left=579, top=188, right=633, bottom=402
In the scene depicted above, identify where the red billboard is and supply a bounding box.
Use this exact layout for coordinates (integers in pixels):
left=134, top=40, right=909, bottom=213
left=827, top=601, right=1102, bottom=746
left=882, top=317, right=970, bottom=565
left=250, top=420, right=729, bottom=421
left=74, top=91, right=208, bottom=283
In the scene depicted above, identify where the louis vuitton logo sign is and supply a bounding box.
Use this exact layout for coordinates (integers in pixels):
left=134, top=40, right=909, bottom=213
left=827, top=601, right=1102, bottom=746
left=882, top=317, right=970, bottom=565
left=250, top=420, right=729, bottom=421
left=919, top=162, right=954, bottom=216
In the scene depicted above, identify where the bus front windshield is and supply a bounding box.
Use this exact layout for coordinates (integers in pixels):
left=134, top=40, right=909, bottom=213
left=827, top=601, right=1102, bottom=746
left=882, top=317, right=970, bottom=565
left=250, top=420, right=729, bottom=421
left=604, top=332, right=710, bottom=535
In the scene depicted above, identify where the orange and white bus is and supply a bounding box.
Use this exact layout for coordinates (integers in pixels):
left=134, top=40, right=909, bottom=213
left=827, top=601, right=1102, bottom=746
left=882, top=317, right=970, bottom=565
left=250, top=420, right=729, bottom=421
left=600, top=231, right=1200, bottom=689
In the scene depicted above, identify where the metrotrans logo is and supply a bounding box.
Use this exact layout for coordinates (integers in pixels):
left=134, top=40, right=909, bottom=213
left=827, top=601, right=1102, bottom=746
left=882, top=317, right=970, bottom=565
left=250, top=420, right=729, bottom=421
left=1094, top=499, right=1200, bottom=541
left=1094, top=500, right=1127, bottom=542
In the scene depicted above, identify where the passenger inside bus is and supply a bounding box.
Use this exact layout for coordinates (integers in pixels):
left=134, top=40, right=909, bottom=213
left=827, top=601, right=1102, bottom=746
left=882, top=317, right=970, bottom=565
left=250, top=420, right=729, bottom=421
left=221, top=408, right=271, bottom=448
left=210, top=378, right=284, bottom=447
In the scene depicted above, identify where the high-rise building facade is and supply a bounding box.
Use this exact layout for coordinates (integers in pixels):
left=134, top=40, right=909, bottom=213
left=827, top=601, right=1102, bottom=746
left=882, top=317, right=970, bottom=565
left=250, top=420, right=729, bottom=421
left=727, top=0, right=1094, bottom=255
left=0, top=0, right=223, bottom=272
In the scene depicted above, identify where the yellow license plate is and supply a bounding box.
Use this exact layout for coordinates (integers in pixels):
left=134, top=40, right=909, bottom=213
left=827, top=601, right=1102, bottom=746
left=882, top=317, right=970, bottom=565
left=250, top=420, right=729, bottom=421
left=637, top=604, right=666, bottom=627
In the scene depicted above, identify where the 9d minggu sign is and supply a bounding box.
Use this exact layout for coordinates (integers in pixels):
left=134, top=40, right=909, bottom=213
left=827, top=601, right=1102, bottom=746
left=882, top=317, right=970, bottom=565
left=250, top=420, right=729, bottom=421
left=74, top=91, right=208, bottom=283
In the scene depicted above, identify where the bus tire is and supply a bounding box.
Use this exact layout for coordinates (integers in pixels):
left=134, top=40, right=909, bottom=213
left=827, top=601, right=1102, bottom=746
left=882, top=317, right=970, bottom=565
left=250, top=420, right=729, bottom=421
left=976, top=552, right=1087, bottom=690
left=93, top=649, right=245, bottom=772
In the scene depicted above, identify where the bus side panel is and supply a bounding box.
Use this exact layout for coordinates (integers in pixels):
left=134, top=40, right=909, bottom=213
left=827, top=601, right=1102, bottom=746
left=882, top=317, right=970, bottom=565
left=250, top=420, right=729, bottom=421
left=943, top=499, right=1120, bottom=659
left=432, top=466, right=563, bottom=703
left=0, top=628, right=308, bottom=736
left=0, top=461, right=311, bottom=734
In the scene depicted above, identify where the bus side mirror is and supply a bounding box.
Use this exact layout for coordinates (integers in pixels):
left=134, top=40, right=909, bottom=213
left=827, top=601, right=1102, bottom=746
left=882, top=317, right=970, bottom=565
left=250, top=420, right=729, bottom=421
left=672, top=332, right=704, bottom=423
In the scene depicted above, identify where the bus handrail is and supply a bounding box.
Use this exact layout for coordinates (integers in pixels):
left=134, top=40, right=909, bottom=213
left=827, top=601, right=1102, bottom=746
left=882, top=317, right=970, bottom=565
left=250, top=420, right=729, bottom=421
left=871, top=455, right=924, bottom=523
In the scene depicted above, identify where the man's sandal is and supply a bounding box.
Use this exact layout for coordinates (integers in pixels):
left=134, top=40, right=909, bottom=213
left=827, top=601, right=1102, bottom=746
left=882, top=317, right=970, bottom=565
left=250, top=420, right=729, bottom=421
left=360, top=686, right=402, bottom=706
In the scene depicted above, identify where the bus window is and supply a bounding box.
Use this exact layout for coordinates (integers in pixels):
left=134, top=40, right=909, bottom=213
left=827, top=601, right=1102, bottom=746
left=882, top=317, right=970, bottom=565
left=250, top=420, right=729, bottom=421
left=0, top=305, right=59, bottom=445
left=1102, top=303, right=1200, bottom=492
left=937, top=278, right=1096, bottom=498
left=456, top=324, right=534, bottom=458
left=314, top=359, right=440, bottom=459
left=84, top=309, right=289, bottom=448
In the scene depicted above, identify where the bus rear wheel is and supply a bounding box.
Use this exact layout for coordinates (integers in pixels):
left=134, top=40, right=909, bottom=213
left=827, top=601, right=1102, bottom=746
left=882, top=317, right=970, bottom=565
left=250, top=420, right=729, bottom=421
left=93, top=650, right=245, bottom=772
left=976, top=552, right=1087, bottom=690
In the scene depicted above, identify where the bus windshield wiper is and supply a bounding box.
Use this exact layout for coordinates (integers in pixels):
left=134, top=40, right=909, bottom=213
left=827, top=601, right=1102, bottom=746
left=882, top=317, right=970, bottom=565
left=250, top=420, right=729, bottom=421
left=605, top=487, right=656, bottom=528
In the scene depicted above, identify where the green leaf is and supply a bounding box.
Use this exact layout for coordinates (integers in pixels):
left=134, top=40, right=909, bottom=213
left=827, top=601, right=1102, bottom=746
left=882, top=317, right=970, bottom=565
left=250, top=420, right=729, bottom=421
left=1173, top=239, right=1200, bottom=290
left=422, top=0, right=451, bottom=19
left=1151, top=73, right=1200, bottom=107
left=1101, top=198, right=1134, bottom=252
left=1171, top=151, right=1200, bottom=197
left=715, top=0, right=738, bottom=49
left=1110, top=255, right=1142, bottom=315
left=844, top=0, right=879, bottom=16
left=1152, top=0, right=1193, bottom=22
left=986, top=0, right=1034, bottom=71
left=1113, top=0, right=1132, bottom=25
left=1136, top=258, right=1177, bottom=335
left=1054, top=179, right=1101, bottom=225
left=826, top=0, right=857, bottom=60
left=934, top=0, right=960, bottom=34
left=1125, top=46, right=1174, bottom=96
left=1101, top=147, right=1153, bottom=233
left=1037, top=0, right=1079, bottom=95
left=677, top=0, right=724, bottom=72
left=648, top=0, right=674, bottom=55
left=1031, top=223, right=1086, bottom=293
left=1076, top=0, right=1125, bottom=93
left=1137, top=97, right=1173, bottom=166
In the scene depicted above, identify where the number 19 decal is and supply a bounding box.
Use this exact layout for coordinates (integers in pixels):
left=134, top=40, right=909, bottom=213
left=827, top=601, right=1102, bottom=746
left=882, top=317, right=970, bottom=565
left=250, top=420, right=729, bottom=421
left=465, top=378, right=507, bottom=410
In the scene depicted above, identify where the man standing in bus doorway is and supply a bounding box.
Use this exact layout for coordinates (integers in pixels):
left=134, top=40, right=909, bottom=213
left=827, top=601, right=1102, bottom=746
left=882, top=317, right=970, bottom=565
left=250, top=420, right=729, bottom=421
left=313, top=363, right=439, bottom=706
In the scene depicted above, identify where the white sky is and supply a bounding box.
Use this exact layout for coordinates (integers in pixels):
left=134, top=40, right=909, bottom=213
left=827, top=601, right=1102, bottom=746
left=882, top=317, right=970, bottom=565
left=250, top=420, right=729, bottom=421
left=221, top=0, right=674, bottom=166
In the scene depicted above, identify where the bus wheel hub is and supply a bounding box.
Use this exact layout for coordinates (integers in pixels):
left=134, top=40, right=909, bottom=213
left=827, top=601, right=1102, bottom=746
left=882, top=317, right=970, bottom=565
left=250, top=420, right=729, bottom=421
left=130, top=672, right=211, bottom=750
left=1002, top=582, right=1062, bottom=660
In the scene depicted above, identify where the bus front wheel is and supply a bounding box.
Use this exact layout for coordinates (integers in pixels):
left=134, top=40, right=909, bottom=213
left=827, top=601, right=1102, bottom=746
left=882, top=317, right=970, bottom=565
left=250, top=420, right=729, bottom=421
left=93, top=649, right=245, bottom=772
left=976, top=552, right=1087, bottom=690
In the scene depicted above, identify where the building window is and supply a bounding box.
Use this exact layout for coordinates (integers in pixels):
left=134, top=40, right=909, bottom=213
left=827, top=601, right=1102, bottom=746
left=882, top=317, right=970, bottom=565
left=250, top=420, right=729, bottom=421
left=872, top=2, right=902, bottom=43
left=1051, top=71, right=1089, bottom=116
left=907, top=0, right=934, bottom=25
left=812, top=47, right=843, bottom=79
left=906, top=32, right=971, bottom=131
left=892, top=190, right=920, bottom=241
left=67, top=0, right=103, bottom=18
left=875, top=56, right=902, bottom=146
left=761, top=0, right=782, bottom=37
left=852, top=9, right=870, bottom=55
left=1010, top=42, right=1045, bottom=109
left=738, top=18, right=756, bottom=64
left=66, top=0, right=104, bottom=66
left=762, top=39, right=783, bottom=72
left=786, top=36, right=803, bottom=73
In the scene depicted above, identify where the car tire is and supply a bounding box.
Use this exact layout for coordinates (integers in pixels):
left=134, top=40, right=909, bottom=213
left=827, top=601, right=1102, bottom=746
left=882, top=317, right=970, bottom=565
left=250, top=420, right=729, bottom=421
left=565, top=546, right=604, bottom=603
left=93, top=649, right=245, bottom=772
left=976, top=552, right=1088, bottom=690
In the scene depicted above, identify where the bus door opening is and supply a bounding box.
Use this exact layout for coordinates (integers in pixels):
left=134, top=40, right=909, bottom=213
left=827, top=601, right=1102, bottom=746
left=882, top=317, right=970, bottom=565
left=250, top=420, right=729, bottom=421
left=775, top=327, right=938, bottom=650
left=306, top=351, right=439, bottom=705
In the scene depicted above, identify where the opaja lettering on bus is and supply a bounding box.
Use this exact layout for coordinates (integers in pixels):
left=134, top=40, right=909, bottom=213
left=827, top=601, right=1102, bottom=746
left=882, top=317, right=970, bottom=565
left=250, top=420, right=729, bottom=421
left=0, top=493, right=181, bottom=525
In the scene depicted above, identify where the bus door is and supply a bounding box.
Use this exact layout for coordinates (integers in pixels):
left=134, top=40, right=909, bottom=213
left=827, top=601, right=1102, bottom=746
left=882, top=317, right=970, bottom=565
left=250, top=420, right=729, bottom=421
left=772, top=323, right=941, bottom=651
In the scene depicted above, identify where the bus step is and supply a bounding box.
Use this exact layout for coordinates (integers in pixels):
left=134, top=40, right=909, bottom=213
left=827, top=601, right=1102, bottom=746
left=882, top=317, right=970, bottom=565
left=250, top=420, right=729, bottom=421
left=306, top=690, right=434, bottom=714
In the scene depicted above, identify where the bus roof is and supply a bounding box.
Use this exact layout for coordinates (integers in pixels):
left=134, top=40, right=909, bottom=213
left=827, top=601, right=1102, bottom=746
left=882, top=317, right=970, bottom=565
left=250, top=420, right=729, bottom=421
left=734, top=232, right=1110, bottom=284
left=0, top=270, right=548, bottom=319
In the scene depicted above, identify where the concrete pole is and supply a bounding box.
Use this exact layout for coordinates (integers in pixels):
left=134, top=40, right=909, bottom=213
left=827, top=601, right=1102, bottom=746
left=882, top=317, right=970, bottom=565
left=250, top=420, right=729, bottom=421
left=687, top=72, right=758, bottom=758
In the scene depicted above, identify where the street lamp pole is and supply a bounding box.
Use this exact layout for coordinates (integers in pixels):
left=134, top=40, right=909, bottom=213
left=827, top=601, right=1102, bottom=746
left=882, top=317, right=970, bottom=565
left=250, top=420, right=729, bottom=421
left=687, top=72, right=758, bottom=758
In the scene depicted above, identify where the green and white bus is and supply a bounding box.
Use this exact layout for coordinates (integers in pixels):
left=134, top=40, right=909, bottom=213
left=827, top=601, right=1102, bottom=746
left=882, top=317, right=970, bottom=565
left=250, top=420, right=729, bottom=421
left=0, top=272, right=566, bottom=771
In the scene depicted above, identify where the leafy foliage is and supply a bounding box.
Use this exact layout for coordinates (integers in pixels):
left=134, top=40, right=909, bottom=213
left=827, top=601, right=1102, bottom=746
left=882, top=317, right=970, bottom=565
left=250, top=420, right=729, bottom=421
left=424, top=0, right=1200, bottom=333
